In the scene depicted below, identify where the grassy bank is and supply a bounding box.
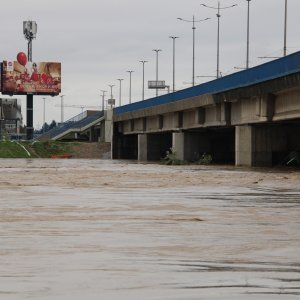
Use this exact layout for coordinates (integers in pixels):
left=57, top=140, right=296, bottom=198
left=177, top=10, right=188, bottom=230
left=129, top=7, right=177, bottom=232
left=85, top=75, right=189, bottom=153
left=0, top=141, right=71, bottom=158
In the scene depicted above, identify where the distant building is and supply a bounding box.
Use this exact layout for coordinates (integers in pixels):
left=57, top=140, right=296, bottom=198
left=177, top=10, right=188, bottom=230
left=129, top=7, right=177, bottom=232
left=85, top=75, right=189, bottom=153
left=0, top=98, right=23, bottom=139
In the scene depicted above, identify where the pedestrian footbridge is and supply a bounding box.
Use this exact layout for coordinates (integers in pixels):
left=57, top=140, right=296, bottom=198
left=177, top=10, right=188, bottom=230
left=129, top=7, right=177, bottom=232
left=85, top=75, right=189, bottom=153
left=37, top=110, right=112, bottom=142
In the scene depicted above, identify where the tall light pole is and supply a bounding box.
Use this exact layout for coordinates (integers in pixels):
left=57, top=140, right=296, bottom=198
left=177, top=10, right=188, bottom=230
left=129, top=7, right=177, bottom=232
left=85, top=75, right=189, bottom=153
left=139, top=60, right=148, bottom=100
left=169, top=36, right=179, bottom=92
left=246, top=0, right=251, bottom=69
left=60, top=94, right=65, bottom=125
left=117, top=79, right=124, bottom=106
left=178, top=16, right=210, bottom=86
left=284, top=0, right=287, bottom=56
left=127, top=70, right=134, bottom=103
left=101, top=90, right=107, bottom=112
left=201, top=2, right=237, bottom=78
left=23, top=20, right=37, bottom=140
left=153, top=49, right=162, bottom=96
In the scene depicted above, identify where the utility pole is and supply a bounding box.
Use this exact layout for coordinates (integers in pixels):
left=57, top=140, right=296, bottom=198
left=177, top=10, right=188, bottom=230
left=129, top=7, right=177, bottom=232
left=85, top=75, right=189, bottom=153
left=178, top=16, right=210, bottom=86
left=284, top=0, right=288, bottom=56
left=169, top=36, right=179, bottom=92
left=201, top=2, right=237, bottom=78
left=246, top=0, right=251, bottom=69
left=117, top=79, right=124, bottom=106
left=127, top=70, right=134, bottom=103
left=101, top=90, right=107, bottom=112
left=153, top=49, right=162, bottom=96
left=139, top=60, right=148, bottom=100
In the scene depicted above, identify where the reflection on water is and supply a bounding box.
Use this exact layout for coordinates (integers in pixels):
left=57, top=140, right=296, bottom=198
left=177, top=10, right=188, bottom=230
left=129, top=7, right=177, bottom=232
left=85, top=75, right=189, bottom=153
left=0, top=159, right=299, bottom=300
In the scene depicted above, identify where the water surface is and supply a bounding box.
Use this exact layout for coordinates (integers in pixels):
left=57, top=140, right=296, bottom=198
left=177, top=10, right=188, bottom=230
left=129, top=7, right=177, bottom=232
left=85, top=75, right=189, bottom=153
left=0, top=159, right=299, bottom=299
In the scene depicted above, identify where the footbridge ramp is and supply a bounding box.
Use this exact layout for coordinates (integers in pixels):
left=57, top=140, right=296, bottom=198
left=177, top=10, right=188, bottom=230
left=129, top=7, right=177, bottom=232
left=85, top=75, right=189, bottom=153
left=37, top=110, right=105, bottom=141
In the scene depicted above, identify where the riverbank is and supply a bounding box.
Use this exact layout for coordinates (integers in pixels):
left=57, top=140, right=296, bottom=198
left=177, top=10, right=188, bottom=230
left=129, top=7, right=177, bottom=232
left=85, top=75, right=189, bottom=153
left=0, top=141, right=110, bottom=159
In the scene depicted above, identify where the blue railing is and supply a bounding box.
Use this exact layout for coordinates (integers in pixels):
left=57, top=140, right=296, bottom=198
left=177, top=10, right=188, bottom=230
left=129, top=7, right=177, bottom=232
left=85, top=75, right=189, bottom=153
left=115, top=51, right=300, bottom=115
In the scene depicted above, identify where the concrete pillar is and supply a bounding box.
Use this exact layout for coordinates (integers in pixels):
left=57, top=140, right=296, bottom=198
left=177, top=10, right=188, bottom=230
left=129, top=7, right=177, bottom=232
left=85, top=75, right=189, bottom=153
left=89, top=128, right=93, bottom=142
left=172, top=132, right=200, bottom=161
left=236, top=125, right=272, bottom=166
left=172, top=132, right=185, bottom=160
left=105, top=110, right=113, bottom=143
left=236, top=125, right=253, bottom=166
left=138, top=134, right=148, bottom=161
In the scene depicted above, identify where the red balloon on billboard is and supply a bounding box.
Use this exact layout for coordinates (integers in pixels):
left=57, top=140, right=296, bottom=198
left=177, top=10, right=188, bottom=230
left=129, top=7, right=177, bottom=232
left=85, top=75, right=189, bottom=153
left=17, top=52, right=27, bottom=66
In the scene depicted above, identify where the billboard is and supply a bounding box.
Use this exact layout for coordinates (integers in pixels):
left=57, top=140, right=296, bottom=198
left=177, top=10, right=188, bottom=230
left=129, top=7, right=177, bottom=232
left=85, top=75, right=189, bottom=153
left=1, top=58, right=61, bottom=95
left=148, top=80, right=166, bottom=89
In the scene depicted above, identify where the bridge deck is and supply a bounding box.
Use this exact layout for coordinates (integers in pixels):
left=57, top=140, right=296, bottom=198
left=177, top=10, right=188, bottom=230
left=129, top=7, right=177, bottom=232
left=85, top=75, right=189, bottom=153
left=115, top=51, right=300, bottom=116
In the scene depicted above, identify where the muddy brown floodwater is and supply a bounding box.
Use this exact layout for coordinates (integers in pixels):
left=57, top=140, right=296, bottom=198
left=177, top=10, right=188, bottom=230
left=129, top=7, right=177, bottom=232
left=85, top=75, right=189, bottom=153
left=0, top=159, right=300, bottom=300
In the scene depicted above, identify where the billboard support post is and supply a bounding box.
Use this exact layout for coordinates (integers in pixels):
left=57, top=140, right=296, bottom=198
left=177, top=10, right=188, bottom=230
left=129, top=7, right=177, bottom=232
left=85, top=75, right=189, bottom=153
left=23, top=20, right=37, bottom=140
left=26, top=95, right=33, bottom=139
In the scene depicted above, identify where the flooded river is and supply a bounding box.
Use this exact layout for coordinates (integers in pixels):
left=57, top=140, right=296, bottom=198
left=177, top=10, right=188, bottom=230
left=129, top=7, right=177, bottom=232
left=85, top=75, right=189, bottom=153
left=0, top=159, right=300, bottom=299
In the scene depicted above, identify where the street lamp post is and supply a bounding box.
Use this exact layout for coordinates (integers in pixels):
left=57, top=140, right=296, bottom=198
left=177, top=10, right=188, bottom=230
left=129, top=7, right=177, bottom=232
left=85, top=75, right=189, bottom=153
left=153, top=49, right=162, bottom=96
left=139, top=60, right=148, bottom=100
left=246, top=0, right=251, bottom=69
left=100, top=90, right=107, bottom=112
left=169, top=36, right=179, bottom=92
left=178, top=16, right=210, bottom=86
left=201, top=2, right=237, bottom=78
left=127, top=71, right=134, bottom=103
left=284, top=0, right=287, bottom=56
left=117, top=79, right=124, bottom=106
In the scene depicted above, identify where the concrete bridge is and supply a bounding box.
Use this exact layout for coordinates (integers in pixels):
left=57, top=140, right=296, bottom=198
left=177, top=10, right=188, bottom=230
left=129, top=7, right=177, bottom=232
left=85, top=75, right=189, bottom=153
left=112, top=52, right=300, bottom=167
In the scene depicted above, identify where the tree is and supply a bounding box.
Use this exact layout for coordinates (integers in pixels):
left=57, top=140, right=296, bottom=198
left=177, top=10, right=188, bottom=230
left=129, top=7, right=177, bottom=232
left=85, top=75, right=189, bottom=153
left=49, top=120, right=57, bottom=130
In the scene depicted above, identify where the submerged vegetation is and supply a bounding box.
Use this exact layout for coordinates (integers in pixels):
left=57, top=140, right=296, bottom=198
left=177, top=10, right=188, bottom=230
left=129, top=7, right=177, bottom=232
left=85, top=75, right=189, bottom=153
left=161, top=148, right=213, bottom=165
left=161, top=148, right=186, bottom=165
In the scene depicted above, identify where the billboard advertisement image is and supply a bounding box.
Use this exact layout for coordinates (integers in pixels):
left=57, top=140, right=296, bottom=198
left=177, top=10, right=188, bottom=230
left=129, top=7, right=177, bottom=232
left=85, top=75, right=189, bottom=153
left=1, top=52, right=61, bottom=95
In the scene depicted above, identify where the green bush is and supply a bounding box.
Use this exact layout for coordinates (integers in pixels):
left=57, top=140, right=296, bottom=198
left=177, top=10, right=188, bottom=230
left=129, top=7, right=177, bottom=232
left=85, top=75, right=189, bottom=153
left=161, top=148, right=187, bottom=165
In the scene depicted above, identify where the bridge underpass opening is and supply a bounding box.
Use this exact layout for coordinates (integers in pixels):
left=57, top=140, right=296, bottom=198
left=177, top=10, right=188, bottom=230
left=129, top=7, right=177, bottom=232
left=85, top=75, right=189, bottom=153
left=265, top=122, right=300, bottom=167
left=173, top=128, right=235, bottom=164
left=113, top=122, right=300, bottom=166
left=114, top=133, right=138, bottom=160
left=235, top=122, right=300, bottom=167
left=138, top=132, right=172, bottom=161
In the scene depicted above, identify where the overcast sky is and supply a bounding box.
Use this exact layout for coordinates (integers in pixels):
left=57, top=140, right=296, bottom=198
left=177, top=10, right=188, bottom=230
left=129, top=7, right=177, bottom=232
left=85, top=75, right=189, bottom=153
left=1, top=0, right=300, bottom=128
